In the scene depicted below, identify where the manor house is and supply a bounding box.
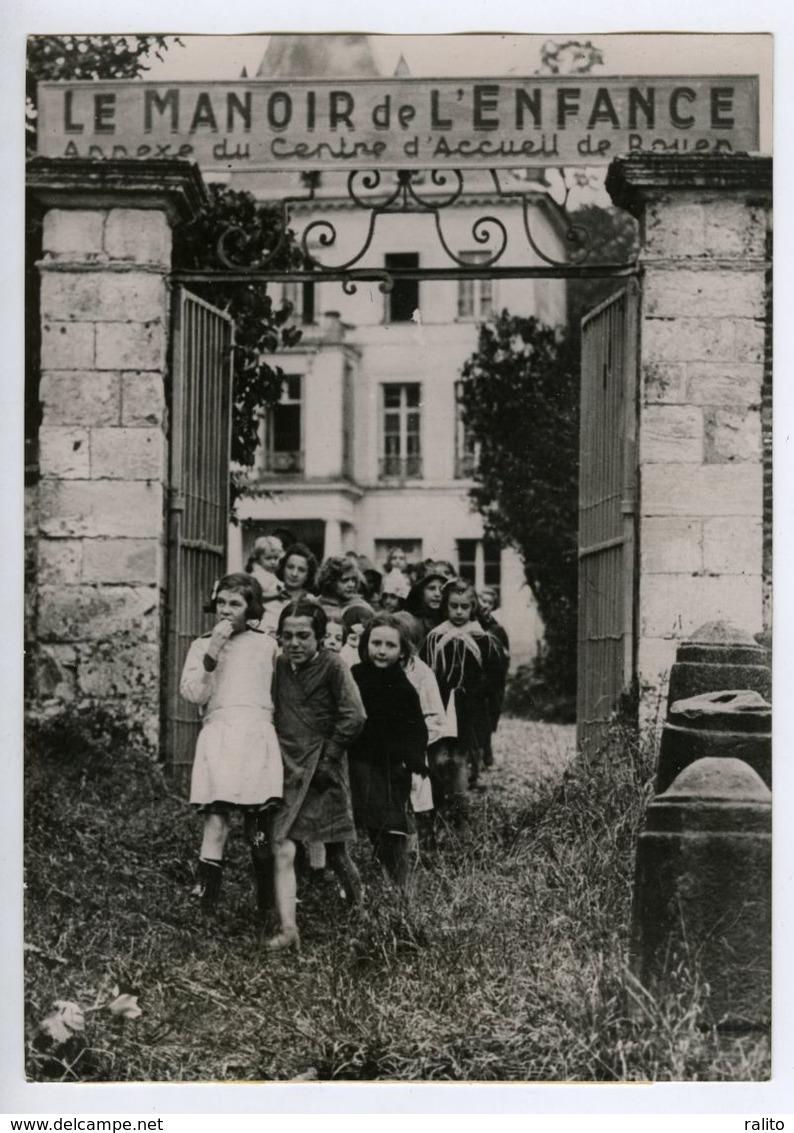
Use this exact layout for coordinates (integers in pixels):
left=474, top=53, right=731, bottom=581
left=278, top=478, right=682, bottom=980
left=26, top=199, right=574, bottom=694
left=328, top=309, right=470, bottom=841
left=223, top=35, right=572, bottom=667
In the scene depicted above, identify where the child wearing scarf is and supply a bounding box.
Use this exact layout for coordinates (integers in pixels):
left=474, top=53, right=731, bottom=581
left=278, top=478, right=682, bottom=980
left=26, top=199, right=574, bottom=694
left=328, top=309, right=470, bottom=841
left=420, top=579, right=506, bottom=829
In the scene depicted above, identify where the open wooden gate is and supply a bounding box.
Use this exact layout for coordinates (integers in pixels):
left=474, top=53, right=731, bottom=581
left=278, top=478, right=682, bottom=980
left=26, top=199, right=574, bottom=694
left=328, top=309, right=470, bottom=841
left=163, top=288, right=235, bottom=790
left=577, top=281, right=640, bottom=751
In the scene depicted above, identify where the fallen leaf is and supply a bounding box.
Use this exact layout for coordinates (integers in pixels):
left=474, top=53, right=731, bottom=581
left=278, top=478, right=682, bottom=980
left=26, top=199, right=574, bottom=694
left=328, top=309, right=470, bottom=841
left=291, top=1067, right=319, bottom=1081
left=52, top=1000, right=86, bottom=1033
left=39, top=1000, right=86, bottom=1045
left=108, top=993, right=142, bottom=1020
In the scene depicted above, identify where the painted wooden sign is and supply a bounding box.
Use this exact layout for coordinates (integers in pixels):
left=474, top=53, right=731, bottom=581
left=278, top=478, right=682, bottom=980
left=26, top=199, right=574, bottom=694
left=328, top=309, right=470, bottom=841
left=37, top=76, right=760, bottom=171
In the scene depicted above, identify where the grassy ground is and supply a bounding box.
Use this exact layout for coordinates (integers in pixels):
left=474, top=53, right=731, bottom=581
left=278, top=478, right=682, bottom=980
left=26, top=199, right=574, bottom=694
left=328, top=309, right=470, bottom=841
left=24, top=708, right=770, bottom=1083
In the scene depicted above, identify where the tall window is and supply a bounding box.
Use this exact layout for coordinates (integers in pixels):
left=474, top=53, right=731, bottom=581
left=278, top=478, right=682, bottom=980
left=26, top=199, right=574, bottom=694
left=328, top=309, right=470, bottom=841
left=264, top=375, right=303, bottom=473
left=457, top=251, right=494, bottom=320
left=282, top=281, right=315, bottom=325
left=456, top=538, right=502, bottom=602
left=454, top=380, right=478, bottom=479
left=381, top=383, right=422, bottom=480
left=385, top=253, right=419, bottom=322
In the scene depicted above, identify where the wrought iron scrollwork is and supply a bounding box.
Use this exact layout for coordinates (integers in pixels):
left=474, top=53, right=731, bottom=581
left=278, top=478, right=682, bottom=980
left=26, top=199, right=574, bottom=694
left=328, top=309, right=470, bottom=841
left=489, top=170, right=592, bottom=266
left=213, top=166, right=611, bottom=279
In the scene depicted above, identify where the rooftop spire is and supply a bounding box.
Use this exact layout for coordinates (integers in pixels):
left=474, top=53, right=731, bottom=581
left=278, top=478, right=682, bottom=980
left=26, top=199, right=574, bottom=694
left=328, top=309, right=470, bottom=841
left=256, top=34, right=381, bottom=78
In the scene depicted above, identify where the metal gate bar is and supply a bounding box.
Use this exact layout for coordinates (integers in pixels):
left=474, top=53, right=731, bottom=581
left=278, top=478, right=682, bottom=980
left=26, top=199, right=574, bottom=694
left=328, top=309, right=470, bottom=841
left=577, top=282, right=639, bottom=751
left=163, top=288, right=234, bottom=791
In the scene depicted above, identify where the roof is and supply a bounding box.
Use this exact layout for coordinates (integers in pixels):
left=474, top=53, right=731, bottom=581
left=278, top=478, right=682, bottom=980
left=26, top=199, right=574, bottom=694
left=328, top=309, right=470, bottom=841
left=256, top=34, right=382, bottom=78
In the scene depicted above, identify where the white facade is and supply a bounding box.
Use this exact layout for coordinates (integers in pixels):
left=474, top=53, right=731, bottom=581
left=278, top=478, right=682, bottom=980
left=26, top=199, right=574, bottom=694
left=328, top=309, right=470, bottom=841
left=220, top=32, right=571, bottom=667
left=227, top=177, right=567, bottom=668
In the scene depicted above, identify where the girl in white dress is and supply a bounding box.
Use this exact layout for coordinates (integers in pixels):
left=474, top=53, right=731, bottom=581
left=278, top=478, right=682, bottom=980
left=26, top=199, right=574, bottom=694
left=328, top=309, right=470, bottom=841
left=180, top=572, right=283, bottom=915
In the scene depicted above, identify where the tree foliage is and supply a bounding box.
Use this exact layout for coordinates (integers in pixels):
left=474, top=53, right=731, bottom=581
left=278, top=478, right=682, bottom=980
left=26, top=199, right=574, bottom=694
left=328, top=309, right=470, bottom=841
left=26, top=36, right=179, bottom=150
left=568, top=203, right=639, bottom=329
left=172, top=186, right=306, bottom=486
left=459, top=314, right=580, bottom=705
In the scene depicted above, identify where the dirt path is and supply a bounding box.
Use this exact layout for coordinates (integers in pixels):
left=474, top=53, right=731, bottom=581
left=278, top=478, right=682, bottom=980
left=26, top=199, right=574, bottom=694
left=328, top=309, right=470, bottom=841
left=485, top=715, right=577, bottom=806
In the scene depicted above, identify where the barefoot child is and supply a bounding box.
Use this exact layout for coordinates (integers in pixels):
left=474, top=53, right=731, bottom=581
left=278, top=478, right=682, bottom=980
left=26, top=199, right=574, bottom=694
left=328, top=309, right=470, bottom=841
left=270, top=599, right=366, bottom=950
left=180, top=573, right=283, bottom=916
left=349, top=614, right=429, bottom=887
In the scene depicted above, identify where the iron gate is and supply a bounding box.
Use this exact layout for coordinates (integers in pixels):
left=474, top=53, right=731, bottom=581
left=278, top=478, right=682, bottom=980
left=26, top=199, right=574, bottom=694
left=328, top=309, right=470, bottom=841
left=577, top=281, right=640, bottom=751
left=163, top=287, right=235, bottom=790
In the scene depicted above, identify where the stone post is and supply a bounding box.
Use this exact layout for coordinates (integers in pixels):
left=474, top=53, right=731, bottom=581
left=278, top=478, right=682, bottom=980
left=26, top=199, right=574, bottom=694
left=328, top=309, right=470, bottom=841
left=629, top=756, right=771, bottom=1028
left=26, top=158, right=208, bottom=746
left=606, top=154, right=772, bottom=719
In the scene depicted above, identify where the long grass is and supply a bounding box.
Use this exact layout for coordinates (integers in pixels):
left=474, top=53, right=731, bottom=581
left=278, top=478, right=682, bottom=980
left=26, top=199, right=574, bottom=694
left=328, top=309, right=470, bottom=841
left=23, top=705, right=770, bottom=1082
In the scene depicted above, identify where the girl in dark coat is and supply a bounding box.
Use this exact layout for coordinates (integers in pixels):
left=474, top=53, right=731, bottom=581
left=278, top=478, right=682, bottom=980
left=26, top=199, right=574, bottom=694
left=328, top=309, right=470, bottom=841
left=349, top=614, right=429, bottom=887
left=420, top=580, right=505, bottom=827
left=270, top=599, right=366, bottom=950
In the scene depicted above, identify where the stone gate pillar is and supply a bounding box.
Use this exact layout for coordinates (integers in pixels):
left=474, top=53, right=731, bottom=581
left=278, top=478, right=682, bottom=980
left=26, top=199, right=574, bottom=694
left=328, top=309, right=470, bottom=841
left=605, top=154, right=772, bottom=719
left=26, top=158, right=208, bottom=746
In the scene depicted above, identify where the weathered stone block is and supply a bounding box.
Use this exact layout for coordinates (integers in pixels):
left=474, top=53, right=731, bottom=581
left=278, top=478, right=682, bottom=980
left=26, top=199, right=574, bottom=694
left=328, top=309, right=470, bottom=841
left=40, top=322, right=94, bottom=370
left=638, top=636, right=678, bottom=685
left=704, top=200, right=769, bottom=260
left=40, top=372, right=121, bottom=427
left=630, top=757, right=771, bottom=1027
left=38, top=584, right=160, bottom=642
left=702, top=517, right=763, bottom=574
left=38, top=480, right=163, bottom=538
left=637, top=636, right=678, bottom=725
left=40, top=273, right=102, bottom=322
left=641, top=573, right=762, bottom=640
left=36, top=643, right=78, bottom=700
left=641, top=406, right=703, bottom=464
left=667, top=660, right=771, bottom=708
left=642, top=463, right=762, bottom=517
left=685, top=361, right=763, bottom=408
left=644, top=318, right=738, bottom=365
left=642, top=200, right=706, bottom=259
left=42, top=209, right=106, bottom=257
left=120, top=372, right=165, bottom=427
left=644, top=269, right=765, bottom=319
left=104, top=209, right=171, bottom=265
left=38, top=538, right=82, bottom=586
left=704, top=408, right=762, bottom=464
left=40, top=271, right=166, bottom=323
left=82, top=538, right=161, bottom=585
left=644, top=196, right=767, bottom=261
left=728, top=321, right=765, bottom=365
left=641, top=518, right=702, bottom=574
left=25, top=483, right=39, bottom=538
left=95, top=321, right=166, bottom=371
left=646, top=318, right=764, bottom=367
left=90, top=428, right=165, bottom=480
left=38, top=426, right=90, bottom=478
left=77, top=640, right=160, bottom=697
left=643, top=362, right=688, bottom=404
left=658, top=690, right=772, bottom=793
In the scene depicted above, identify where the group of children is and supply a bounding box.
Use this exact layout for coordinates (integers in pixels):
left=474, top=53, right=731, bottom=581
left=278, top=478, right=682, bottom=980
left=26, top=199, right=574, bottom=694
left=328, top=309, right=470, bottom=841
left=180, top=538, right=510, bottom=951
